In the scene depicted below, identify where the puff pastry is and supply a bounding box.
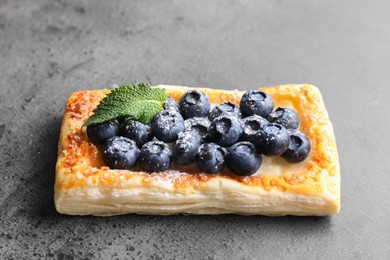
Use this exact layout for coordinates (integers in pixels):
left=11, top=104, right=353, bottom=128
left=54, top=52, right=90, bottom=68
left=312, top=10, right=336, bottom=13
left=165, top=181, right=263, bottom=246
left=55, top=84, right=340, bottom=216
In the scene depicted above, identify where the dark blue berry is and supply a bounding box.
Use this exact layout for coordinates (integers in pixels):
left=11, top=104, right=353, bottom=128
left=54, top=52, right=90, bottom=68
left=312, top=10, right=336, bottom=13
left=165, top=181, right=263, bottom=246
left=282, top=130, right=311, bottom=163
left=208, top=115, right=243, bottom=147
left=196, top=143, right=225, bottom=173
left=120, top=120, right=153, bottom=147
left=209, top=102, right=242, bottom=121
left=240, top=115, right=268, bottom=143
left=226, top=142, right=262, bottom=176
left=257, top=123, right=290, bottom=156
left=164, top=96, right=180, bottom=112
left=173, top=132, right=201, bottom=165
left=103, top=136, right=139, bottom=170
left=179, top=90, right=210, bottom=119
left=87, top=119, right=119, bottom=144
left=268, top=107, right=300, bottom=129
left=184, top=117, right=210, bottom=142
left=138, top=141, right=172, bottom=172
left=151, top=110, right=185, bottom=143
left=240, top=90, right=274, bottom=118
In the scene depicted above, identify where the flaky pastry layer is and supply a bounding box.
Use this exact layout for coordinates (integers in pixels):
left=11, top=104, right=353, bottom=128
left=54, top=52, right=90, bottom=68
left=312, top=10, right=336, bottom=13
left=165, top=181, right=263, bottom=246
left=55, top=84, right=340, bottom=216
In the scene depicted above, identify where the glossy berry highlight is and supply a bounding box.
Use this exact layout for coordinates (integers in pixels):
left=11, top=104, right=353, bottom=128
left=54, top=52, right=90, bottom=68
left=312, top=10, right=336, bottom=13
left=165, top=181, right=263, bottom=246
left=196, top=143, right=225, bottom=173
left=138, top=141, right=172, bottom=172
left=179, top=90, right=211, bottom=119
left=240, top=90, right=274, bottom=118
left=87, top=119, right=119, bottom=144
left=282, top=130, right=311, bottom=163
left=226, top=142, right=262, bottom=176
left=268, top=107, right=300, bottom=129
left=152, top=110, right=185, bottom=143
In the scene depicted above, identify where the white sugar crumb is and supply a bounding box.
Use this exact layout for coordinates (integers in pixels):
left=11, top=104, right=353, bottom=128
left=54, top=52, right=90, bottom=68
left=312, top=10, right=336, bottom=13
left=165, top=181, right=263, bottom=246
left=142, top=170, right=193, bottom=185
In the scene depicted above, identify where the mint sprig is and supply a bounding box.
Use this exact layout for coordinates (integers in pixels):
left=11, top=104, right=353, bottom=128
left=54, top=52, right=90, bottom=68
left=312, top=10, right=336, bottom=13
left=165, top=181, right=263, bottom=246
left=84, top=83, right=167, bottom=126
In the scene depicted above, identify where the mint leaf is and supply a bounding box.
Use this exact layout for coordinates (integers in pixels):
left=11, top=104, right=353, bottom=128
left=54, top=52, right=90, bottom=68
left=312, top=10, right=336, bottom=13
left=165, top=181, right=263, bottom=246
left=84, top=83, right=167, bottom=126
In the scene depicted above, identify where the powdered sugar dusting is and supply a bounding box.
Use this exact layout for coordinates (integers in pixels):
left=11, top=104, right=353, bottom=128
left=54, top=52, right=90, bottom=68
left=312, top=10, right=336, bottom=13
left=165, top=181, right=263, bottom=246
left=176, top=131, right=197, bottom=153
left=184, top=117, right=210, bottom=140
left=104, top=137, right=135, bottom=153
left=154, top=110, right=184, bottom=135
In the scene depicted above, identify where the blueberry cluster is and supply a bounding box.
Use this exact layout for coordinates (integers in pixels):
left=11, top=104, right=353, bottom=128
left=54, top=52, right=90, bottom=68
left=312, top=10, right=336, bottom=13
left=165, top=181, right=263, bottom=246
left=86, top=89, right=311, bottom=175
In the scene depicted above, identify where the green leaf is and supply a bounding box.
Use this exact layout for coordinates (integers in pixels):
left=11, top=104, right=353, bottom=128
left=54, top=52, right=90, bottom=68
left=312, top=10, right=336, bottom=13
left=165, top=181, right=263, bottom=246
left=84, top=83, right=167, bottom=126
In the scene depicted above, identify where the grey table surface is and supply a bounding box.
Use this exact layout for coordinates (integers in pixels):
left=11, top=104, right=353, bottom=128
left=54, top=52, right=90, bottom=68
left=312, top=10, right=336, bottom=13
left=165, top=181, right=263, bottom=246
left=1, top=0, right=390, bottom=259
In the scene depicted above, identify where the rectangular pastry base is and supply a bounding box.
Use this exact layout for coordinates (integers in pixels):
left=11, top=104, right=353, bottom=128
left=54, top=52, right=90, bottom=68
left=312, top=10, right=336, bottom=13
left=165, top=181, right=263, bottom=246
left=55, top=84, right=340, bottom=216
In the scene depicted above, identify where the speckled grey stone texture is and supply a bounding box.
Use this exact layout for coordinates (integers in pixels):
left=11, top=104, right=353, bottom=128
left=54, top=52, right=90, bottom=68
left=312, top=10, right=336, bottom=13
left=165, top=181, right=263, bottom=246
left=1, top=0, right=390, bottom=259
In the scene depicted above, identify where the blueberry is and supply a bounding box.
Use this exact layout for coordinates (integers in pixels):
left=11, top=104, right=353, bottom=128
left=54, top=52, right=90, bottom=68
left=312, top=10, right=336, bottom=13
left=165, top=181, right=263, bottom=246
left=240, top=90, right=274, bottom=118
left=179, top=90, right=210, bottom=119
left=282, top=130, right=311, bottom=163
left=209, top=102, right=242, bottom=121
left=184, top=117, right=211, bottom=142
left=151, top=110, right=185, bottom=143
left=173, top=131, right=202, bottom=165
left=87, top=119, right=119, bottom=144
left=240, top=115, right=268, bottom=143
left=103, top=136, right=139, bottom=170
left=120, top=120, right=153, bottom=147
left=208, top=115, right=243, bottom=147
left=268, top=107, right=300, bottom=129
left=196, top=143, right=225, bottom=173
left=226, top=142, right=262, bottom=176
left=164, top=96, right=180, bottom=112
left=257, top=123, right=290, bottom=156
left=138, top=141, right=172, bottom=172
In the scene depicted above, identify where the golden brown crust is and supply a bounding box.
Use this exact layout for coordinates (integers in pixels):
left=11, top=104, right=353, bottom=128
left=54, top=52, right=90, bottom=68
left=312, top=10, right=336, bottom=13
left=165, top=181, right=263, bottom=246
left=55, top=84, right=340, bottom=216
